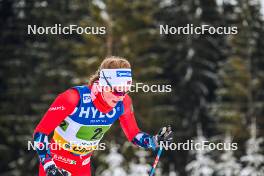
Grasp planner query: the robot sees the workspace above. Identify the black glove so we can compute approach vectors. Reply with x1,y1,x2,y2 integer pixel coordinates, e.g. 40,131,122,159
44,161,65,176
61,169,71,176
155,125,174,145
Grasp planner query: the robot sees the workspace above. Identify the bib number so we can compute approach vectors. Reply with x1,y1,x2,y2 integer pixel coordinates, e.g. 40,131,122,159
76,125,111,141
91,128,103,140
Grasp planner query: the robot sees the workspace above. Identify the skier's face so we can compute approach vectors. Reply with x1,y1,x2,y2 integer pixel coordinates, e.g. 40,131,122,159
102,90,125,107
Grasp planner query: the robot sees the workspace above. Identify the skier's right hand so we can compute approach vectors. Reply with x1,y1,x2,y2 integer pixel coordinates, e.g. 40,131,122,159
44,161,64,176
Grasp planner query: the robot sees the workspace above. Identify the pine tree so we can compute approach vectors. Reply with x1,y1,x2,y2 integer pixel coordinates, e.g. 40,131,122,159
154,0,227,174
186,125,216,176
215,134,241,176
209,56,250,137
209,0,264,139
240,119,264,176
0,0,91,174
128,150,151,176
100,143,127,176
169,164,178,176
71,0,159,84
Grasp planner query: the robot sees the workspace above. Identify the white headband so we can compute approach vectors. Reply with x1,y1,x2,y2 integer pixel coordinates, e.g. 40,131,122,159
99,69,132,87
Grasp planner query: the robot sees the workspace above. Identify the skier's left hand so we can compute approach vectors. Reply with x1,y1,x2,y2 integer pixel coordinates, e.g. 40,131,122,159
155,125,174,145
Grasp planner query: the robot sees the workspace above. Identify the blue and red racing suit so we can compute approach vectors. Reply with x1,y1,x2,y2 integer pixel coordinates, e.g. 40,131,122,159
33,85,157,176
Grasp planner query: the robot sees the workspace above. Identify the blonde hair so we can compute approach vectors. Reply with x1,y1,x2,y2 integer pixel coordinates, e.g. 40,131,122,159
89,56,131,86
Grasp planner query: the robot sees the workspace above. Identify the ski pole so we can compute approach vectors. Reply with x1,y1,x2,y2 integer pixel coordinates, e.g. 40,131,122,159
149,146,163,176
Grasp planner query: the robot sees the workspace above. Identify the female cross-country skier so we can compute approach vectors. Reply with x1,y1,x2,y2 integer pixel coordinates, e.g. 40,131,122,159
33,56,173,176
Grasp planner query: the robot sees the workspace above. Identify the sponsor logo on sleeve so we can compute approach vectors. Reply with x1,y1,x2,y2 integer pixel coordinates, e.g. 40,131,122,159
49,106,66,111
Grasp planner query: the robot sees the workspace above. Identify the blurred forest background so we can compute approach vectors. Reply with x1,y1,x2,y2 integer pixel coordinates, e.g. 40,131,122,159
1,0,264,175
